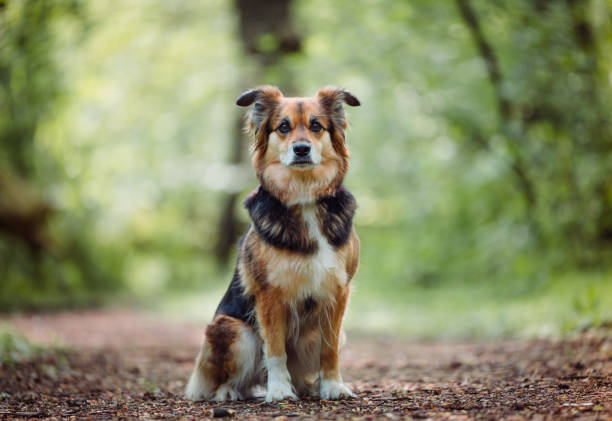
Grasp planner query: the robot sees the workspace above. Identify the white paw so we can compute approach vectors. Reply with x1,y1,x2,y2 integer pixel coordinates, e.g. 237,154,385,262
265,381,297,402
265,355,297,402
320,379,354,400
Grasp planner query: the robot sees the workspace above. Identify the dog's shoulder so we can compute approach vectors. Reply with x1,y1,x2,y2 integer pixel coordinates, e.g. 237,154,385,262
316,186,357,248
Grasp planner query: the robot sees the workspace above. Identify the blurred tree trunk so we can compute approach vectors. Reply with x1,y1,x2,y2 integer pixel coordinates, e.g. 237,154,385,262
0,170,52,253
563,0,612,243
214,0,301,264
532,0,612,248
0,0,62,253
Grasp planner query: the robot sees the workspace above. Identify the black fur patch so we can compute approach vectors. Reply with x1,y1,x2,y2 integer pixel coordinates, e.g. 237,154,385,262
245,187,318,255
244,186,356,252
317,187,356,248
303,296,317,313
215,266,256,326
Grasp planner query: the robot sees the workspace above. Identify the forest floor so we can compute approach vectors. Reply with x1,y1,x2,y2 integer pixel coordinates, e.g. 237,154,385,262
0,310,611,420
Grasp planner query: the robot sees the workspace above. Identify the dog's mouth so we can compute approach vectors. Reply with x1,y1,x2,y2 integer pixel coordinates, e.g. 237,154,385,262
288,158,316,170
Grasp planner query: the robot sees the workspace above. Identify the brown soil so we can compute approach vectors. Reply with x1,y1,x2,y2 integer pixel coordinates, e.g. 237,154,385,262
1,310,611,420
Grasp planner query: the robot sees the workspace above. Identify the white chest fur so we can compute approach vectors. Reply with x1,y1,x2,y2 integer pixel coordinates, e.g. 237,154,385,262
265,204,347,302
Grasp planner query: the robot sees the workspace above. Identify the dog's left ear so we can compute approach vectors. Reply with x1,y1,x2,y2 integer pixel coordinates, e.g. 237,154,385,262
316,86,360,130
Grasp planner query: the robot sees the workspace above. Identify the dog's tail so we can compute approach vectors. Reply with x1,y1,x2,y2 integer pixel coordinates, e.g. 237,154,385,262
185,343,215,401
185,315,264,401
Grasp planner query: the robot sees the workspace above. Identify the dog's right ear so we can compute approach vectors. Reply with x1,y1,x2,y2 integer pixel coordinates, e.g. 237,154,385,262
235,86,283,136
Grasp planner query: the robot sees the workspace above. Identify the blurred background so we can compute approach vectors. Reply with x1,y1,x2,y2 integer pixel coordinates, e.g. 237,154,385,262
1,0,611,339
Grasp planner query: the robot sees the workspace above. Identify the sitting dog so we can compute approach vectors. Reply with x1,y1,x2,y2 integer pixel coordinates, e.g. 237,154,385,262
185,86,360,402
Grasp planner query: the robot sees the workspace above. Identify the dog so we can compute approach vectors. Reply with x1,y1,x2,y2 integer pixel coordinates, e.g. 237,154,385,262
185,86,360,402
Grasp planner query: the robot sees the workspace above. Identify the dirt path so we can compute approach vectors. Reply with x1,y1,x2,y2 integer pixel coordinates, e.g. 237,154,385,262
1,310,611,420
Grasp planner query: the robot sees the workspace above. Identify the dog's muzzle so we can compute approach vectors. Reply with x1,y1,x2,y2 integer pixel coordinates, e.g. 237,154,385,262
290,142,314,166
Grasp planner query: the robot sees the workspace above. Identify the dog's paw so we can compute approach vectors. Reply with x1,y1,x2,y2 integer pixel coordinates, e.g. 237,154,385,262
184,388,205,402
320,379,354,400
265,381,297,402
212,384,243,402
184,370,211,401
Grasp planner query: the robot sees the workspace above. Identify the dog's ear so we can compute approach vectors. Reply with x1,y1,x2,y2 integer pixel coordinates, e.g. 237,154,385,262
316,86,360,130
236,86,283,134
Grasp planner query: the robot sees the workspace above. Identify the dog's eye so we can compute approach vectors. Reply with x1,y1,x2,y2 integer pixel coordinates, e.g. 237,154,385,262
310,121,323,132
277,121,291,134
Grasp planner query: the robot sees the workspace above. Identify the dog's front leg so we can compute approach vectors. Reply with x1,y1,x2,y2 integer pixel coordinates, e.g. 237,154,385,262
319,286,354,400
256,290,297,402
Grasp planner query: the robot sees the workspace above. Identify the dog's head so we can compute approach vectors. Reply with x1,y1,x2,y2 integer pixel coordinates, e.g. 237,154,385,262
237,86,360,204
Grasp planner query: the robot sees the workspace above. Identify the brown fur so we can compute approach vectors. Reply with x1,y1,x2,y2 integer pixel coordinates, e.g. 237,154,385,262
319,285,351,380
254,286,290,358
344,228,360,281
200,315,240,389
240,230,268,290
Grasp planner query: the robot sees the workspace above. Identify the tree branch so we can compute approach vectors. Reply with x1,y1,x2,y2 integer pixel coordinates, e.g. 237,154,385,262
456,0,511,119
455,0,538,212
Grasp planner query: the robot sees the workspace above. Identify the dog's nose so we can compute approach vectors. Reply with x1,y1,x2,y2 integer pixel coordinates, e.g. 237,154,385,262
293,143,311,157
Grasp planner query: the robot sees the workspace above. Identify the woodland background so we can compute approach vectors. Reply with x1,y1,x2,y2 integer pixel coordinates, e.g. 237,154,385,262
1,0,612,339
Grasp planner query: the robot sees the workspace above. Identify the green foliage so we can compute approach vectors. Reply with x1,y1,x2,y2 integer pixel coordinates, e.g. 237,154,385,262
0,329,41,365
569,284,609,331
0,0,611,338
0,0,82,174
346,261,612,339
